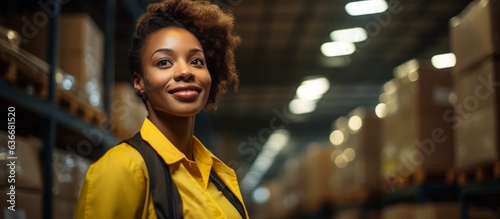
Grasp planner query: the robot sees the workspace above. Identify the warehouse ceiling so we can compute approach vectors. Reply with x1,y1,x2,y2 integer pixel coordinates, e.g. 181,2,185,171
213,0,472,132
204,0,474,179
2,0,474,182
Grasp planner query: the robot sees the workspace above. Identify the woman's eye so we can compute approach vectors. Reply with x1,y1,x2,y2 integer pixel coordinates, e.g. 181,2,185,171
157,60,171,67
191,59,204,66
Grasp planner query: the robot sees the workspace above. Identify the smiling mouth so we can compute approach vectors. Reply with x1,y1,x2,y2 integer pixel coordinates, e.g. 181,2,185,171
168,85,202,100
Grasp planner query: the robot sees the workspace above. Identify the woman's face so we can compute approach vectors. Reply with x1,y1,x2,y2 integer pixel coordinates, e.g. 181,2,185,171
134,27,211,117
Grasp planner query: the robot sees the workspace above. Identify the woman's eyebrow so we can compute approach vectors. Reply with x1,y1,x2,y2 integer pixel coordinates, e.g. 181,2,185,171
150,48,204,60
150,48,174,60
188,48,204,55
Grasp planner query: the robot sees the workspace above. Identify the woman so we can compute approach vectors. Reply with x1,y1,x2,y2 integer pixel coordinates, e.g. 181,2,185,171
75,0,247,218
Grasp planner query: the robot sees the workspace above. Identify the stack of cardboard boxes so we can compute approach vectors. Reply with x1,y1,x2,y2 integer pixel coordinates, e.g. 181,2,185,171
260,145,334,218
450,0,500,169
330,107,381,201
0,132,91,219
0,133,43,219
380,59,454,190
329,107,381,219
52,148,91,219
299,145,334,214
7,13,104,108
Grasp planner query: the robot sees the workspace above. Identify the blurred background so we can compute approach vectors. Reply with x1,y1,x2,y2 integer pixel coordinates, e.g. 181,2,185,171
1,0,500,218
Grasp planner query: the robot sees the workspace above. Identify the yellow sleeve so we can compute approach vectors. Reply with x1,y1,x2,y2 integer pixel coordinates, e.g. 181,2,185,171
75,144,153,219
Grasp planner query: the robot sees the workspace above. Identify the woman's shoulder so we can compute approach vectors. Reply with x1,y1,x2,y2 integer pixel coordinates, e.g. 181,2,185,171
89,142,147,175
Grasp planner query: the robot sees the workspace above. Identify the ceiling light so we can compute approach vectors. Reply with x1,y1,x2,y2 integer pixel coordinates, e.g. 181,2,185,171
431,53,456,69
345,0,388,16
348,115,363,131
296,77,330,100
343,148,356,162
6,30,17,41
240,129,290,193
375,103,388,118
408,71,419,82
266,129,290,151
335,154,348,168
321,41,356,57
383,79,398,94
329,130,344,145
289,99,317,114
395,59,419,79
252,186,270,204
330,27,367,42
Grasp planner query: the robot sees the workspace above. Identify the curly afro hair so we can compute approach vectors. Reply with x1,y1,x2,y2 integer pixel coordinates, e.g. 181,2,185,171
129,0,240,111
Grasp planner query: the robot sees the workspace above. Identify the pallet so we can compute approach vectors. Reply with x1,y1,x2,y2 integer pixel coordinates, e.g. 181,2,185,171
0,48,48,98
0,41,106,127
56,89,106,127
332,188,381,207
382,167,455,192
413,167,455,185
456,161,500,186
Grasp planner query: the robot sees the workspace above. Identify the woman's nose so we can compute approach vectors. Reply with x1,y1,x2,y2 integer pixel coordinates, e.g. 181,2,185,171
173,63,194,81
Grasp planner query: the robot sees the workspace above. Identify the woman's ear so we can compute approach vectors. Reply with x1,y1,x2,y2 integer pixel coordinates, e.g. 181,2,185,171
133,72,144,95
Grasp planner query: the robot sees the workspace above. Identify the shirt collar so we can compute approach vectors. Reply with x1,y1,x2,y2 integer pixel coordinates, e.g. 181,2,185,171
139,118,228,171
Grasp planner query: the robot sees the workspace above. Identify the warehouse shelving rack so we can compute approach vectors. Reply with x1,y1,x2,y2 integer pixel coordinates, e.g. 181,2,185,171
460,180,500,219
383,183,459,205
0,0,119,218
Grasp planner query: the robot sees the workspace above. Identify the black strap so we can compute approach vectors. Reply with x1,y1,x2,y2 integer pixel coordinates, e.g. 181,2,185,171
124,132,247,219
210,171,247,219
124,132,183,219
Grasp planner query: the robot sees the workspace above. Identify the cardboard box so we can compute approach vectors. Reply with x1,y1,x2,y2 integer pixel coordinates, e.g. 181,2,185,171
381,59,455,177
455,103,499,168
8,13,103,64
453,57,499,112
402,112,455,170
380,111,455,188
453,58,500,168
5,13,104,107
112,83,148,140
450,0,500,74
0,188,42,219
332,107,381,196
0,133,43,191
301,146,334,212
58,53,103,107
393,59,452,111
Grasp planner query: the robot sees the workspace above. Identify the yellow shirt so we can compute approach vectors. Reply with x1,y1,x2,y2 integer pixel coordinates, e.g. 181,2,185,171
75,118,249,219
